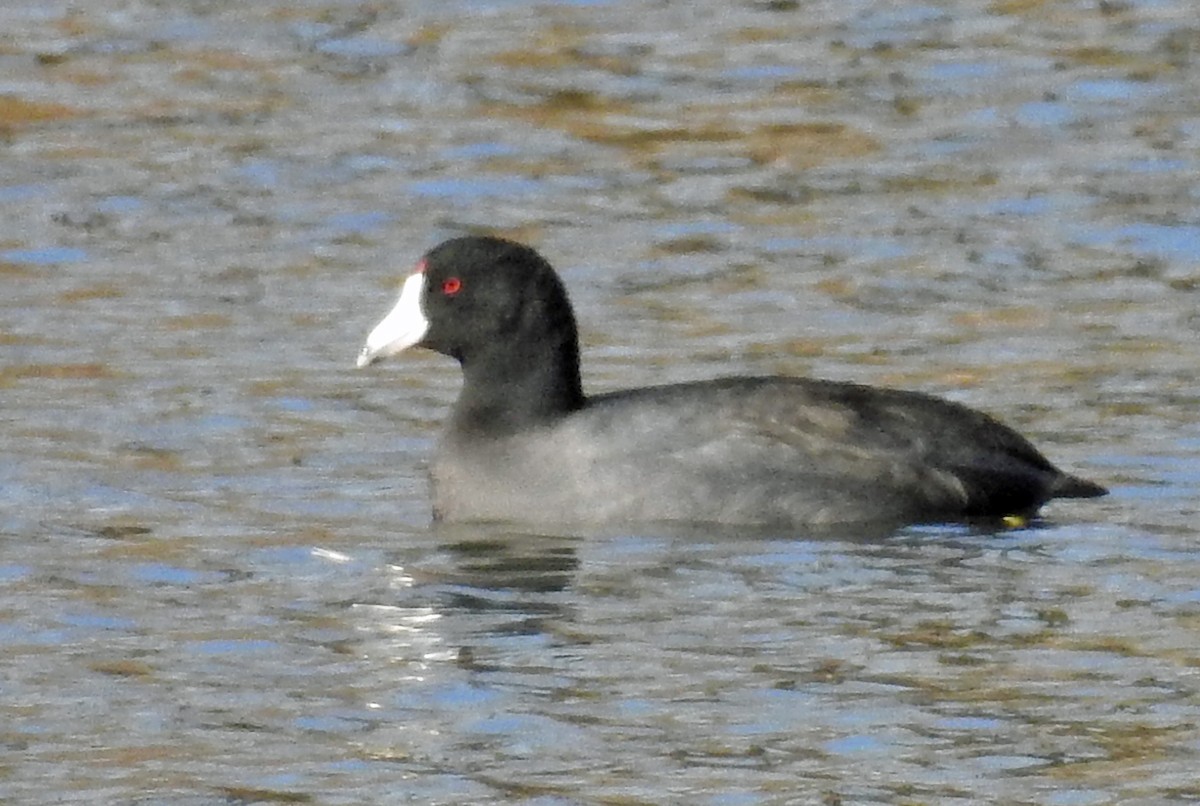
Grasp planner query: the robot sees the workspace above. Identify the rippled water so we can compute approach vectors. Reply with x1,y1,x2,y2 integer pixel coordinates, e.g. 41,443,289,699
3,1,1199,803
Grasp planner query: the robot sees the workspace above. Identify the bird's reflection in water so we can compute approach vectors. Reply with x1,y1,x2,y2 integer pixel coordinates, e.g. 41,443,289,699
427,528,582,644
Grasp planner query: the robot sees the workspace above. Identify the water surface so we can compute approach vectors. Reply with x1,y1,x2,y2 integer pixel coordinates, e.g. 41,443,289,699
2,1,1199,803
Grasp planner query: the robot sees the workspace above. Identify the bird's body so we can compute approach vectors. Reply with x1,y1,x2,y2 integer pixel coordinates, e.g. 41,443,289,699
357,236,1105,528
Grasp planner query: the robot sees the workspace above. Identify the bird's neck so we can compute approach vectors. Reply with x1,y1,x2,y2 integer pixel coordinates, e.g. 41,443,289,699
451,336,585,436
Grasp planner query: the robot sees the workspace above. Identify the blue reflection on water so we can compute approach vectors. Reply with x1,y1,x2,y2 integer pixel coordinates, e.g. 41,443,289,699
1067,78,1160,103
97,195,144,213
1016,101,1074,128
61,611,138,631
0,184,49,202
440,142,522,160
325,210,390,235
132,563,221,586
409,175,543,201
316,38,410,59
0,246,89,265
987,196,1054,216
825,733,887,755
0,564,33,582
1075,222,1200,261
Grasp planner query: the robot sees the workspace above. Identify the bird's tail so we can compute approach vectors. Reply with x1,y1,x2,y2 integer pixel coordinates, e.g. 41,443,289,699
1051,473,1108,499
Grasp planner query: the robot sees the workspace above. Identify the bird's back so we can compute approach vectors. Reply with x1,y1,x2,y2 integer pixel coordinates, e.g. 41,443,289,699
429,376,1105,527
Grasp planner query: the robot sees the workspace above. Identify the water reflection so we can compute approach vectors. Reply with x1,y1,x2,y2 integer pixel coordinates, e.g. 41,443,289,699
332,516,1200,803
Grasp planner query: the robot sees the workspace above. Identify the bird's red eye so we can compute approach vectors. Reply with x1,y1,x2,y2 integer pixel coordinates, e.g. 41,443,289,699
441,277,462,295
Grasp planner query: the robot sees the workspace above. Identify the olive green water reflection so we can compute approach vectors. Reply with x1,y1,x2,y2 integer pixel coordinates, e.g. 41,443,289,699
2,0,1199,803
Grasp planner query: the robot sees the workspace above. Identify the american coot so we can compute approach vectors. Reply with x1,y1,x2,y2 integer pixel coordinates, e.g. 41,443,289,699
357,236,1106,527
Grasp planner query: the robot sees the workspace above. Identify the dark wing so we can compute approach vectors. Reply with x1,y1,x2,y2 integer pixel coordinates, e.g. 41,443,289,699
584,377,1096,524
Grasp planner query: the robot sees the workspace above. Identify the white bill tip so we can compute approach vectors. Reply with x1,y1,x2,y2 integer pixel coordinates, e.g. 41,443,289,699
356,272,429,368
